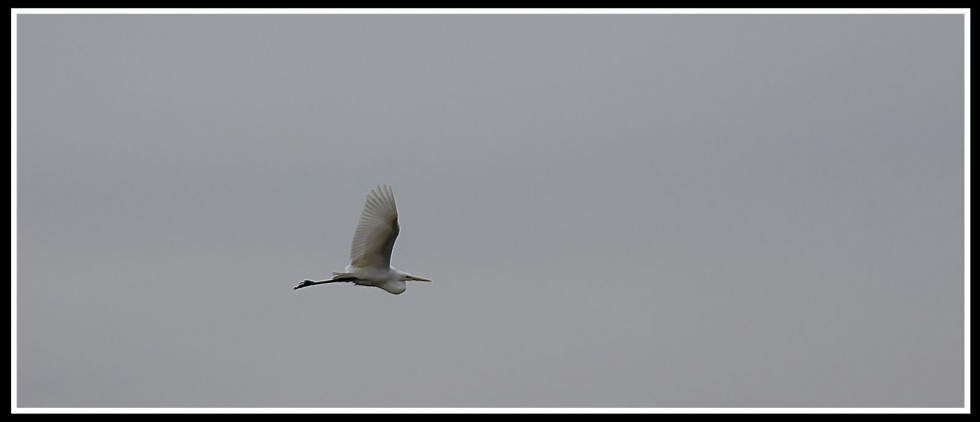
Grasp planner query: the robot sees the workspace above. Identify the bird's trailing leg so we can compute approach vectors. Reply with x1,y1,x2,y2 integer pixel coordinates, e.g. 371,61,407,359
294,279,317,290
293,277,358,290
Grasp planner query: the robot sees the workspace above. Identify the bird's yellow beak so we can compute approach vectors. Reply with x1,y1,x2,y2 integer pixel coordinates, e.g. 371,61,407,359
408,275,431,282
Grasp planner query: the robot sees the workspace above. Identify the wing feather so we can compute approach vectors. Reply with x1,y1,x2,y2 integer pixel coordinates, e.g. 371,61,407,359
348,185,400,269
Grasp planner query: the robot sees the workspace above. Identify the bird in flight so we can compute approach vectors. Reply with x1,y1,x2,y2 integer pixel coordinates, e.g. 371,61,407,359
294,185,431,294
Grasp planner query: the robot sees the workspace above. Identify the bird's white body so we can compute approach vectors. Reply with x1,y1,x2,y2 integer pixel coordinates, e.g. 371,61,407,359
295,185,430,294
340,266,408,295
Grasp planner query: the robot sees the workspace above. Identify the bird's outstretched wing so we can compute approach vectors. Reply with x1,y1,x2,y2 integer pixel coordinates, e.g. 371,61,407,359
349,185,400,269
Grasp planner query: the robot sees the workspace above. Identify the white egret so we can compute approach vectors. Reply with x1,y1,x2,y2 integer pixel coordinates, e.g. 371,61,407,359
294,185,431,294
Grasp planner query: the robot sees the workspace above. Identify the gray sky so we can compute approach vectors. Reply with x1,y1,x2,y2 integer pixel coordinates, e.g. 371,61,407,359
17,14,964,408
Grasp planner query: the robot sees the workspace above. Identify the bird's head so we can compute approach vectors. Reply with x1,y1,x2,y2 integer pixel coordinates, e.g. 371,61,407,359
398,271,431,282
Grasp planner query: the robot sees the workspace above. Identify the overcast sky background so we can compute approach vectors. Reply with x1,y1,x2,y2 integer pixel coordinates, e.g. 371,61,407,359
17,14,964,408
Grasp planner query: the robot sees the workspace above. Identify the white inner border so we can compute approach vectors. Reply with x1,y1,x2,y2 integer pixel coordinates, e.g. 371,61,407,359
10,8,970,414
